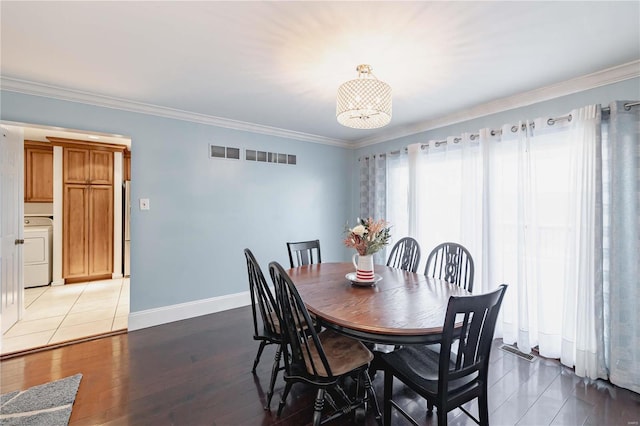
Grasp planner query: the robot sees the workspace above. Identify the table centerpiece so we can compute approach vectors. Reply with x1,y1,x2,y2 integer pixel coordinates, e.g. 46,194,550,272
344,217,391,284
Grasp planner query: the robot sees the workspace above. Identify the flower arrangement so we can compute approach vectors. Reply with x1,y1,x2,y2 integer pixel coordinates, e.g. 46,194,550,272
344,217,391,256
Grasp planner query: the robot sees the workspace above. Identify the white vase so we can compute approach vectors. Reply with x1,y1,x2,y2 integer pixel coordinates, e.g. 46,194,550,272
352,253,375,281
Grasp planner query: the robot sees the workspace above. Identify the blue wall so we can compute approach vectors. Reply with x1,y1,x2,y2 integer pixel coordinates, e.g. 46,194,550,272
1,91,353,312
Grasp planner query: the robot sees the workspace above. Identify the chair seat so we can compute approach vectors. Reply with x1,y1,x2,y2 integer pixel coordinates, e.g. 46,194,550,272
304,329,374,377
269,310,316,335
381,345,478,397
268,310,284,334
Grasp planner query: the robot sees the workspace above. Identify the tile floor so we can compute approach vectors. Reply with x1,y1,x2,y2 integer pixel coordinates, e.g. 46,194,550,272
1,278,129,355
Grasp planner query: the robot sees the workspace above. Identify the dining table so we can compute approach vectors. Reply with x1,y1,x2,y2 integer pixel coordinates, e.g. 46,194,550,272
286,262,471,345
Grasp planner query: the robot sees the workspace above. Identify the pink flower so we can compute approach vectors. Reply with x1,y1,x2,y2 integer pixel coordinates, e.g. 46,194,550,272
343,218,391,255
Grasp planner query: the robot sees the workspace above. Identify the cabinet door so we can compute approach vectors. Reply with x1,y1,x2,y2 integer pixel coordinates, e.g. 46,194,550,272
90,150,113,184
64,148,89,183
63,184,89,278
88,185,113,276
25,147,53,202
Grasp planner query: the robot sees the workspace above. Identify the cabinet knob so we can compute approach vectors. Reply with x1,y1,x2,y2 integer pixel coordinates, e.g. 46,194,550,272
15,239,25,245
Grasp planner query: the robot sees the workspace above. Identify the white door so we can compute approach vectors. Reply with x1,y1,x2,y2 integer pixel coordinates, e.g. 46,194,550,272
1,125,24,333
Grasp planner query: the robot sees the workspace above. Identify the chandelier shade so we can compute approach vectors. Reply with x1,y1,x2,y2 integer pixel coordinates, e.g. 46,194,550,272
336,64,392,129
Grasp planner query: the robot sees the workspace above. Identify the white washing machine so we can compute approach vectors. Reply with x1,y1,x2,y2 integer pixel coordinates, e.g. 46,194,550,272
24,216,53,288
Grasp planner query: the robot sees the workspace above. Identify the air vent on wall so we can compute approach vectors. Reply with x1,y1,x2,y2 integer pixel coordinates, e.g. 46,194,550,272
245,149,296,165
209,144,240,160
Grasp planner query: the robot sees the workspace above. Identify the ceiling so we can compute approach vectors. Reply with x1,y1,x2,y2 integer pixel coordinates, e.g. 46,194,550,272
1,1,639,147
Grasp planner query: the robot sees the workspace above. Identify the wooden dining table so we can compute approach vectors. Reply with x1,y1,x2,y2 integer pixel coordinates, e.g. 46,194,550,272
286,262,471,345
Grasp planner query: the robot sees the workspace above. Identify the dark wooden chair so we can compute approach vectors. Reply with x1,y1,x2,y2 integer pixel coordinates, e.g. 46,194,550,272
287,239,321,268
386,237,421,272
269,261,382,426
424,242,475,292
244,248,283,410
381,284,508,426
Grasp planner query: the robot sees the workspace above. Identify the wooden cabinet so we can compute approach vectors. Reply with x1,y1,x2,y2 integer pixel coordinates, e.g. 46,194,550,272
24,141,54,202
63,184,114,280
62,146,114,282
50,137,124,283
63,148,113,185
48,137,126,283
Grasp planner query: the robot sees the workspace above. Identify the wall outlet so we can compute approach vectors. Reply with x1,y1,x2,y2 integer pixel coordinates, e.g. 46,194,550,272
139,198,150,210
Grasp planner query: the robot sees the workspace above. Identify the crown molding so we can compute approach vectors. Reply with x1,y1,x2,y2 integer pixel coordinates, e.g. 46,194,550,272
353,60,640,148
3,60,638,151
0,77,350,148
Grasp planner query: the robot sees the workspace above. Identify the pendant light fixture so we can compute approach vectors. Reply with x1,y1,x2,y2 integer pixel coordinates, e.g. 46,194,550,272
336,64,392,129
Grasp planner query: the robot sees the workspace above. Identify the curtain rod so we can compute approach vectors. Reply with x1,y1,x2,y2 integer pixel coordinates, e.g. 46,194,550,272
374,101,640,157
422,101,639,148
602,101,640,113
359,153,388,161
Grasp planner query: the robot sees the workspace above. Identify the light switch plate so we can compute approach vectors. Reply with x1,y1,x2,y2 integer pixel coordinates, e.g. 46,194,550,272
139,198,150,210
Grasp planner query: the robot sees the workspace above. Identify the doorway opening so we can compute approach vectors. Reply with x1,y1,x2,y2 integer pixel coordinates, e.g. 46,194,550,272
1,123,132,358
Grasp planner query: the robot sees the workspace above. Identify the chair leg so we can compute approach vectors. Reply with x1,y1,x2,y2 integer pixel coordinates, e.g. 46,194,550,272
277,381,292,418
383,370,393,426
312,388,325,426
364,370,382,425
479,390,489,425
252,341,267,373
437,408,447,426
264,346,282,410
427,401,434,415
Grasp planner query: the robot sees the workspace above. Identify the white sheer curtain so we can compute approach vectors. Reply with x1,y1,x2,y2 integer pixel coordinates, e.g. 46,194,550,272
386,137,483,274
486,119,555,354
371,101,639,391
562,105,608,380
412,135,484,276
487,110,607,377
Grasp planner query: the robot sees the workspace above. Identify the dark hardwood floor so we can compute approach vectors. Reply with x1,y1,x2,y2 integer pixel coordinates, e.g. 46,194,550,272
1,306,638,425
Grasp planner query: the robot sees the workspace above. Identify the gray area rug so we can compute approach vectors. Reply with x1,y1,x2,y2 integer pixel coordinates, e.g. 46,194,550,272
0,374,82,426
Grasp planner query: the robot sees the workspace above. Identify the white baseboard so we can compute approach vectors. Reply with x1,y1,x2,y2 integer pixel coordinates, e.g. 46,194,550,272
127,290,251,331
